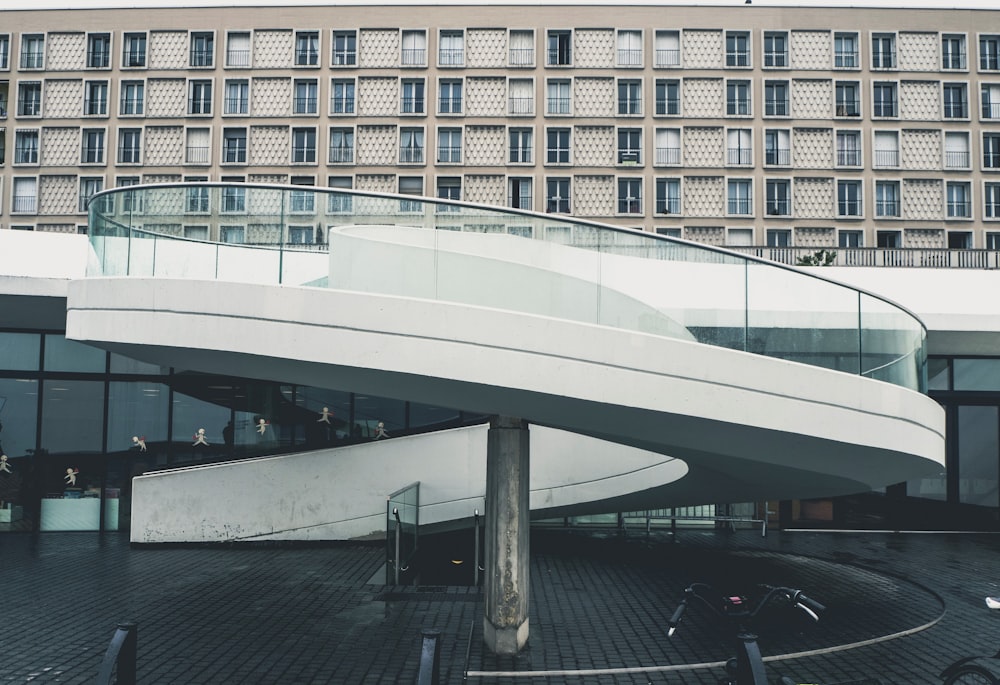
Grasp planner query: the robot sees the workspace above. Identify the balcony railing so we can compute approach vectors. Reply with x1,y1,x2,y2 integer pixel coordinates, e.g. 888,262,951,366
983,103,1000,119
655,99,679,115
835,51,858,68
727,148,752,165
508,48,534,66
945,151,970,169
329,148,354,164
547,98,570,115
508,195,533,210
508,97,533,116
728,198,752,215
765,148,790,166
617,49,641,66
873,149,899,168
948,201,971,218
226,50,250,67
765,200,790,216
837,149,862,166
400,98,424,114
730,245,1000,270
836,101,861,117
655,147,680,165
655,49,680,67
401,49,426,66
12,196,37,213
399,148,424,164
186,146,210,164
875,200,900,217
439,49,464,66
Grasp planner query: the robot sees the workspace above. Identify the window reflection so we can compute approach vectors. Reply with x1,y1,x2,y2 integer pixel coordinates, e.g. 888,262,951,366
43,335,106,373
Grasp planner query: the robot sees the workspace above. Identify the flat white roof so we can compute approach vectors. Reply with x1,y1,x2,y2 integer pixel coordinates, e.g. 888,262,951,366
0,0,996,9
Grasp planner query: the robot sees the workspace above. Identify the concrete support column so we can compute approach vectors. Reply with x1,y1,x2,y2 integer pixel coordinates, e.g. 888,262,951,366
482,415,530,654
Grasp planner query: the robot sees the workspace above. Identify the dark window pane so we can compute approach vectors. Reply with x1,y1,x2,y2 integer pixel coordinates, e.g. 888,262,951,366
44,335,106,372
0,332,41,371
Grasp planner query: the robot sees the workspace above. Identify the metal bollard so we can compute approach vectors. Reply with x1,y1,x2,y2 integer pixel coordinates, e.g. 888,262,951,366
415,628,441,685
94,621,137,685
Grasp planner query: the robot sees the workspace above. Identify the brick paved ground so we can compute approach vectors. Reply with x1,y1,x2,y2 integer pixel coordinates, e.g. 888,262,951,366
1,528,998,684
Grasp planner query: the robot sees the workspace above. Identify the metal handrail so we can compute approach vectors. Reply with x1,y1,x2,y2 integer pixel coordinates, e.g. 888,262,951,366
94,622,137,685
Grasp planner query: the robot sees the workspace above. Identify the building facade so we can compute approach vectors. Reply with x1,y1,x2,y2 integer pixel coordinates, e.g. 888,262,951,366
1,4,1000,253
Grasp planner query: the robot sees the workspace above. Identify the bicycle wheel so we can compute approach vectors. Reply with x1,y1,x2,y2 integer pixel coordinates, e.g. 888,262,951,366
944,664,1000,685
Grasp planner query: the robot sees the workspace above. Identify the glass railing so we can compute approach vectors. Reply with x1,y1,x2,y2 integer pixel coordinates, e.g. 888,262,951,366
386,481,420,585
88,182,928,392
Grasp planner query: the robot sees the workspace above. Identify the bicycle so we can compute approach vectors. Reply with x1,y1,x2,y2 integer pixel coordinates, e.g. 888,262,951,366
938,597,1000,684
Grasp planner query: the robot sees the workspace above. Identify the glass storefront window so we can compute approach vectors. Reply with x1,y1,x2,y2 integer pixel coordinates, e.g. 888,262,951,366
171,387,232,466
958,405,999,507
354,394,405,440
927,357,950,391
297,387,352,445
0,332,41,371
43,335,107,373
0,378,38,532
110,353,168,375
954,359,1000,391
409,401,462,430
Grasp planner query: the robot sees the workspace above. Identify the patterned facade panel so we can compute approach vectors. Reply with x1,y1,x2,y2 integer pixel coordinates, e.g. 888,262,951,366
146,79,187,118
37,223,77,234
356,125,397,166
682,79,724,118
46,33,85,71
254,30,294,69
792,128,833,169
899,81,940,122
573,77,615,118
573,126,614,166
682,127,723,168
248,174,288,184
358,77,398,117
149,31,188,70
903,178,943,220
141,187,184,215
359,30,399,69
683,176,724,217
38,175,77,215
141,174,182,184
573,175,614,216
792,177,834,218
43,80,83,119
466,77,506,117
791,80,831,119
40,127,79,166
247,224,282,244
355,174,397,193
462,174,505,204
573,30,614,69
249,125,289,166
682,30,723,69
466,29,506,68
904,227,945,248
247,189,283,216
898,32,938,72
140,223,183,236
901,129,941,170
251,77,293,117
144,126,184,166
683,226,724,246
464,125,505,166
790,31,830,70
793,226,835,247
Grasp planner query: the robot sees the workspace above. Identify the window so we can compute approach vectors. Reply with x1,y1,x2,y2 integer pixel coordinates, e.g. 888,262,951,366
508,177,532,210
295,31,319,66
726,31,750,67
117,128,141,164
329,127,354,163
948,231,972,249
437,128,462,163
834,32,858,69
547,79,570,115
508,79,533,115
12,178,38,214
84,81,108,116
190,32,213,67
401,30,426,66
764,31,788,68
398,176,423,212
655,178,680,214
509,128,532,163
655,128,680,165
439,80,462,114
839,230,863,248
944,83,968,119
509,30,534,67
767,229,791,247
402,78,426,114
290,177,315,213
989,232,1000,248
875,180,900,217
546,128,569,164
726,80,750,116
331,79,355,115
87,33,111,69
399,127,424,163
186,181,209,213
185,128,210,164
727,128,752,166
617,178,642,214
439,30,464,66
20,34,44,69
221,183,246,213
546,177,570,213
14,130,39,164
947,181,971,218
654,30,680,68
872,33,896,69
0,34,9,70
294,79,318,114
876,230,900,248
333,31,357,66
873,82,897,118
17,82,41,117
292,128,316,163
764,80,788,116
873,130,899,168
547,30,572,66
727,179,752,215
224,80,248,115
837,130,861,166
617,128,641,164
618,80,641,115
985,183,1000,218
835,81,860,117
222,128,246,164
655,79,680,116
764,129,790,166
981,34,1000,71
116,176,143,214
945,131,970,169
765,179,790,216
227,31,251,68
984,132,1000,169
123,33,147,68
81,129,105,164
220,225,245,243
838,180,862,216
188,80,212,115
436,177,461,205
120,81,144,116
327,176,353,213
982,83,1000,119
942,34,966,70
617,30,642,67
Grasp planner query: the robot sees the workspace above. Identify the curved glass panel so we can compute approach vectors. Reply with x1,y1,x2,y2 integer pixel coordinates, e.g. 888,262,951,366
89,183,927,392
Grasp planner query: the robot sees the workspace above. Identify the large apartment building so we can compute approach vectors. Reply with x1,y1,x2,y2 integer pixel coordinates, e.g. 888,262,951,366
1,3,1000,253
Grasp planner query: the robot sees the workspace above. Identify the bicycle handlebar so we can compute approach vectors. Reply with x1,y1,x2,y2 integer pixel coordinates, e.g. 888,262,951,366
667,583,824,637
